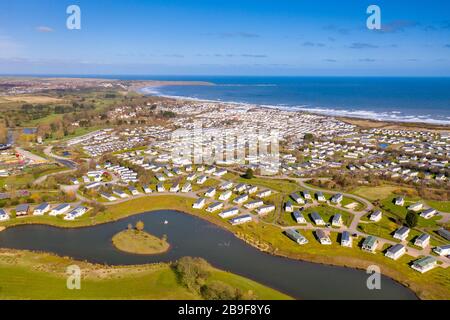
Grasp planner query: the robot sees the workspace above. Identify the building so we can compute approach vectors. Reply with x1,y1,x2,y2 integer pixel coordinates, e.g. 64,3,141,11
143,185,152,194
206,202,223,213
203,188,215,198
332,214,343,227
437,228,450,241
0,208,9,221
214,168,227,177
362,236,378,253
331,193,343,204
50,203,71,216
394,197,404,206
219,207,239,219
234,183,247,193
233,194,248,204
64,206,88,221
100,192,117,202
290,193,305,204
219,190,232,201
316,192,326,202
256,204,275,215
219,181,233,190
433,245,450,256
341,231,352,247
302,190,311,200
256,190,272,198
414,233,430,248
284,229,308,245
407,202,423,212
129,186,140,195
169,182,180,193
33,202,50,215
311,212,325,226
156,183,165,192
196,175,207,185
420,208,437,219
181,183,192,193
229,215,252,225
244,200,264,210
292,211,306,224
192,197,206,209
393,226,410,241
316,229,331,245
285,201,294,212
411,256,437,273
113,189,128,198
16,204,29,216
85,181,102,190
385,244,406,260
369,210,382,222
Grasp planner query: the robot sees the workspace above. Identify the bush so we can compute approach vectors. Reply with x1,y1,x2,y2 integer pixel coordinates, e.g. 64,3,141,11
200,281,242,300
242,168,254,179
405,211,418,228
172,257,211,292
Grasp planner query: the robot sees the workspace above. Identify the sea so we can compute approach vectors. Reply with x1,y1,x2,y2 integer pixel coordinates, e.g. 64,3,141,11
139,76,450,126
10,74,450,125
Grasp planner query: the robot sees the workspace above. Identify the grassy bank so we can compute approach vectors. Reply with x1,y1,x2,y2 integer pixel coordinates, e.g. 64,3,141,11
0,249,290,300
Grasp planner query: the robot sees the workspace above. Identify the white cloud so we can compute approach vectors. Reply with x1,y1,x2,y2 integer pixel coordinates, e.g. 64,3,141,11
36,26,54,33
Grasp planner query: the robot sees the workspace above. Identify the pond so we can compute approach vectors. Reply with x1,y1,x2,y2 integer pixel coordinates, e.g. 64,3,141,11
0,210,417,300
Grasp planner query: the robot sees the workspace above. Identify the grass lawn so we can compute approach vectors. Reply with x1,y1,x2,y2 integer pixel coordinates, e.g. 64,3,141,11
352,185,415,201
0,249,289,300
112,229,170,254
425,200,450,213
235,176,299,194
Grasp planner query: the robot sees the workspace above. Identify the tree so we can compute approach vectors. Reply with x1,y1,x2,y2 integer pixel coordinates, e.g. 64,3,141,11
405,211,418,228
304,133,314,142
242,168,254,179
135,220,145,231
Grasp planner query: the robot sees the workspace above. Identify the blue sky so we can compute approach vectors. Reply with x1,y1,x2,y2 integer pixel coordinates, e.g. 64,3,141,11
0,0,450,76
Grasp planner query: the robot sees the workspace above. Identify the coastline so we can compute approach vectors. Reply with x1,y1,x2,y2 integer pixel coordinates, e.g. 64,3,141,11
138,82,450,129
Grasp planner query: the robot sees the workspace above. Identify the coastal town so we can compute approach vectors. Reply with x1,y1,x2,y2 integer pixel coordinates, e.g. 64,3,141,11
0,77,449,300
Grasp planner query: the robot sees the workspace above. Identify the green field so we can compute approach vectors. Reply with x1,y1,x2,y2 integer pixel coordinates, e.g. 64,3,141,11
0,250,290,300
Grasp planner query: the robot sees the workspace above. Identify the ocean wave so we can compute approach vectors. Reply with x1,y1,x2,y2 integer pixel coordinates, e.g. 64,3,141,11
141,86,450,126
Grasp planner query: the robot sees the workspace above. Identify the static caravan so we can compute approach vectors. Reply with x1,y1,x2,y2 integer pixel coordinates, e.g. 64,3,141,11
244,200,264,210
414,233,430,248
219,190,232,201
256,204,275,215
206,202,223,213
192,198,206,209
229,215,252,226
385,244,406,260
411,256,437,273
292,211,306,224
341,231,352,247
50,203,71,216
33,202,50,216
219,207,239,219
284,229,308,245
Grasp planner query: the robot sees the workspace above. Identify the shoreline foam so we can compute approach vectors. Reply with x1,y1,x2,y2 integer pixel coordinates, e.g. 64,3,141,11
141,85,450,127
